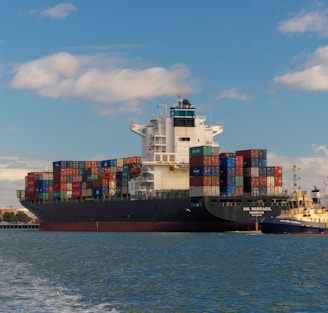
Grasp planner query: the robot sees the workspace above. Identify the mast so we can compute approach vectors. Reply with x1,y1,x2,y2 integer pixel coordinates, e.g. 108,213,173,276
292,164,300,192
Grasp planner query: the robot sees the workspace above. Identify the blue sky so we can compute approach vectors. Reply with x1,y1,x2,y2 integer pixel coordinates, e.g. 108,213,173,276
1,0,328,208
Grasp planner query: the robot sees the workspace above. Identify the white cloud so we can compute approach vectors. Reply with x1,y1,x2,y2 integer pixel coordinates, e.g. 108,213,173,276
273,45,328,90
19,3,77,20
312,144,328,156
9,52,196,105
41,3,76,19
217,88,249,101
278,5,328,37
268,144,328,195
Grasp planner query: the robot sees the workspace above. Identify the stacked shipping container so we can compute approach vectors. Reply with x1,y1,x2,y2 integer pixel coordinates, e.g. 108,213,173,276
189,146,220,197
26,172,53,201
218,149,283,196
23,148,283,201
25,157,141,201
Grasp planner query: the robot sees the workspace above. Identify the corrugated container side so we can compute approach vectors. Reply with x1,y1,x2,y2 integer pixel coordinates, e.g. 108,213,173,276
274,166,283,177
259,167,267,176
258,177,267,186
235,156,243,167
244,177,259,187
189,145,213,157
266,166,274,176
235,167,243,176
236,149,259,158
190,156,213,166
220,186,235,195
219,157,235,167
190,166,212,176
274,177,283,186
244,158,259,167
220,167,235,176
235,186,244,196
244,167,259,177
190,186,220,197
258,158,267,167
235,176,244,186
267,176,275,186
190,176,220,186
258,149,267,159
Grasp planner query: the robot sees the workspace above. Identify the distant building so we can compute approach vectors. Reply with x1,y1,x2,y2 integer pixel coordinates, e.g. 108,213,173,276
0,207,38,222
0,207,17,217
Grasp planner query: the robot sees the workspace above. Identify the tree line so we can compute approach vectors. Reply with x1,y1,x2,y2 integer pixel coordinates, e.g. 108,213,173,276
0,212,33,223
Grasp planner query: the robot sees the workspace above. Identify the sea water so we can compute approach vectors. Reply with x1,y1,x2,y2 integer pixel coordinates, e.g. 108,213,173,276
0,230,327,313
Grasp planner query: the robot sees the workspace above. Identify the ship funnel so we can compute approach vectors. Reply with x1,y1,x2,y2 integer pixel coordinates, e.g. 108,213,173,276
311,186,320,204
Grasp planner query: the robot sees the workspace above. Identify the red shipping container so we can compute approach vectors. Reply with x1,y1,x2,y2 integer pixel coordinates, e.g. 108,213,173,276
235,156,243,167
235,167,244,176
72,190,81,197
105,173,116,180
219,152,234,157
274,177,282,186
190,156,213,166
72,182,81,189
258,176,267,187
244,177,259,186
190,176,220,186
236,149,259,158
274,166,282,177
72,175,80,182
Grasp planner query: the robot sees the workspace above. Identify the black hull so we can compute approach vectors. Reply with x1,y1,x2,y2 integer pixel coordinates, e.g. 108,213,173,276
20,195,287,232
205,195,288,222
260,217,328,234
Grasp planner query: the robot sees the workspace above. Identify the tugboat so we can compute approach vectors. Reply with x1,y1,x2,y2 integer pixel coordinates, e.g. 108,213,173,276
260,166,328,234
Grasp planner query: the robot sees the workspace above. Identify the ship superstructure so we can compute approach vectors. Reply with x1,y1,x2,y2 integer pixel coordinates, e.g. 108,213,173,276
129,99,223,199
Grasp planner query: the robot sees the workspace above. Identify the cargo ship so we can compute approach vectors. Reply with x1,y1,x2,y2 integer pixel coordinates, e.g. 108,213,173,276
17,98,288,232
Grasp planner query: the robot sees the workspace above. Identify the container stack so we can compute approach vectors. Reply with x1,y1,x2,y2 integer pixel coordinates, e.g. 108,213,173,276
24,157,141,201
25,172,53,201
266,166,283,195
218,153,244,196
189,146,220,197
236,149,268,196
234,155,244,195
219,153,235,196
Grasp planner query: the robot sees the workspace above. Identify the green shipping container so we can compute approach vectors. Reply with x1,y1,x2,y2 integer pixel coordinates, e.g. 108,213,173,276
189,145,213,157
235,176,244,186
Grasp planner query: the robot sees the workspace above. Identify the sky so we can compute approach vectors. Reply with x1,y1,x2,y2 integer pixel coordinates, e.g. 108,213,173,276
2,0,328,208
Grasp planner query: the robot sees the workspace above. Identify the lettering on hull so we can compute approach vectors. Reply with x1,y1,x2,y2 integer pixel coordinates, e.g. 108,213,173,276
243,207,272,217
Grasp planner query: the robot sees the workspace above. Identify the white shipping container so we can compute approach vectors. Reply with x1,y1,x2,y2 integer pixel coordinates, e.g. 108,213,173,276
117,158,124,167
266,176,275,187
67,190,72,199
189,186,220,197
243,167,259,177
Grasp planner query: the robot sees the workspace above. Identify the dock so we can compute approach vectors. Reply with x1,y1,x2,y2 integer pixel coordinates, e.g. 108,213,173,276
0,223,39,229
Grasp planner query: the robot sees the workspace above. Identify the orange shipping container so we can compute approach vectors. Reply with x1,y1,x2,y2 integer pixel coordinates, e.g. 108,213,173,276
235,186,244,196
